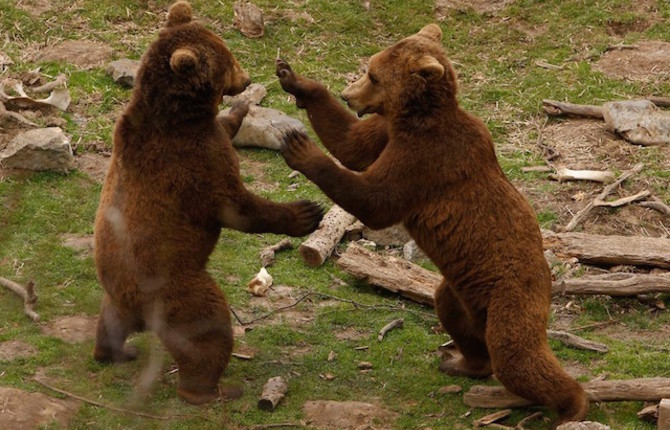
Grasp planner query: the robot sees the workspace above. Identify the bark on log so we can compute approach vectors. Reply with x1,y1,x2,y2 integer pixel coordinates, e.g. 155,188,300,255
464,378,670,409
543,230,670,269
258,376,287,411
335,242,440,306
552,272,670,296
299,205,356,267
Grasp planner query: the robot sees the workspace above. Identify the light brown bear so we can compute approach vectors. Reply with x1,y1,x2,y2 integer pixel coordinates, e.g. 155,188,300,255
276,24,588,425
93,1,322,404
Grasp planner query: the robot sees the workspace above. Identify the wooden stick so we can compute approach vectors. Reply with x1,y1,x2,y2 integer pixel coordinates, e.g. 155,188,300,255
639,197,670,216
546,330,608,353
378,318,404,341
464,378,670,409
542,100,604,118
552,272,670,296
259,238,293,267
647,96,670,108
258,376,288,411
549,168,614,183
0,100,38,127
0,277,39,321
299,205,356,267
473,409,513,427
543,229,670,269
559,163,644,232
594,190,651,207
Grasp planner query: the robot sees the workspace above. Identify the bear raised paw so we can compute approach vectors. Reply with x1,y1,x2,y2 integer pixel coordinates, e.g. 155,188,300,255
93,0,322,405
276,24,589,426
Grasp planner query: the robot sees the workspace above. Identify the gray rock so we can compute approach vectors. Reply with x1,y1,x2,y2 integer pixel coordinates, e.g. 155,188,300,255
362,224,412,247
106,58,141,87
223,83,267,106
403,240,427,261
556,421,610,430
0,127,73,171
602,99,670,146
220,105,308,150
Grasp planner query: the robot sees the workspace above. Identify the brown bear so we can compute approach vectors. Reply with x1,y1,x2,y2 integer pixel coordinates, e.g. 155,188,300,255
276,24,589,426
93,1,322,405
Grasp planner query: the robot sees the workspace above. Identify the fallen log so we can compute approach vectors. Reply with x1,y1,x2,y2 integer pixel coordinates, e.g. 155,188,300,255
552,272,670,296
543,230,670,269
546,330,608,353
335,242,440,307
299,205,356,267
464,378,670,409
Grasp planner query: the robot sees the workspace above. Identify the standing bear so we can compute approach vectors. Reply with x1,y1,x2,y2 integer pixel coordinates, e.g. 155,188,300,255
276,24,589,425
93,1,322,405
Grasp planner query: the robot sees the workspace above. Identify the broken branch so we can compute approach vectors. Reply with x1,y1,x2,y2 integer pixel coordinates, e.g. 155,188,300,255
546,330,608,353
549,168,614,183
0,277,39,321
542,100,604,119
593,190,651,207
299,205,356,267
639,197,670,216
559,163,644,232
464,377,670,409
259,238,293,267
378,318,404,341
258,376,287,411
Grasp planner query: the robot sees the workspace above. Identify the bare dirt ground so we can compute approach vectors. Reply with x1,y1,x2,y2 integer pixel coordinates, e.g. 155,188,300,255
303,400,398,430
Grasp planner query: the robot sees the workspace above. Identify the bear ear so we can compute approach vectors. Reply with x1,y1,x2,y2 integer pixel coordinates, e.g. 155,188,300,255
415,55,445,81
167,1,193,27
417,24,442,42
170,47,198,74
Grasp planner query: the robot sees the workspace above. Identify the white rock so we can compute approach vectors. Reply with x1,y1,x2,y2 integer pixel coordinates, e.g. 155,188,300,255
556,421,611,430
106,58,141,87
222,83,267,106
602,99,670,146
0,127,73,171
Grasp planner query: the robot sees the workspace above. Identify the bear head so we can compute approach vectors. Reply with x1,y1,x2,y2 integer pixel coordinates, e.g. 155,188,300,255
132,1,250,122
341,24,457,118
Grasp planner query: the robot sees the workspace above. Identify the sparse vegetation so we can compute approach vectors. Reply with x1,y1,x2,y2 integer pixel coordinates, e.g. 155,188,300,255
0,1,668,429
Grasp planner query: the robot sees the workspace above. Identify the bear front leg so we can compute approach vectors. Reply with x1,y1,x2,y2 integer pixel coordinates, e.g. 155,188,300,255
218,100,249,139
93,294,140,363
434,280,492,378
276,59,388,171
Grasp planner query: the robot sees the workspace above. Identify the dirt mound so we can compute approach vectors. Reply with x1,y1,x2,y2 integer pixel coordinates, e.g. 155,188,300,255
41,314,97,343
0,386,79,429
594,41,670,82
435,0,515,19
0,340,38,361
303,400,397,430
38,40,113,69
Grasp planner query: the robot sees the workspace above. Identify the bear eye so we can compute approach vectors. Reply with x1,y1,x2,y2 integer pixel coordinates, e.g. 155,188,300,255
368,72,378,84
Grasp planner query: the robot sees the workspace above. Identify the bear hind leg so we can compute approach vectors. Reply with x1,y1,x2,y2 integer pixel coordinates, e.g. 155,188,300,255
93,294,141,363
486,304,589,426
156,277,234,405
434,280,492,378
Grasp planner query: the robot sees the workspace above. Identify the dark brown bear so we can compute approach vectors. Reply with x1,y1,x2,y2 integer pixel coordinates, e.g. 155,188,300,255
276,24,588,426
93,1,322,405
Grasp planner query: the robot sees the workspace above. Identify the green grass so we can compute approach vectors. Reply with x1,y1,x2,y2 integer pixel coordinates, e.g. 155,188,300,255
1,0,669,429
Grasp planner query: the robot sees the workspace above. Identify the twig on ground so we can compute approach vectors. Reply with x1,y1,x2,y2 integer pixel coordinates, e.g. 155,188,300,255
542,99,604,118
605,43,639,51
378,318,404,341
0,277,39,321
249,423,305,430
569,320,616,332
515,412,545,429
0,100,38,126
259,238,294,267
33,378,209,421
594,190,651,207
546,330,608,353
559,163,644,232
639,197,670,216
231,293,312,325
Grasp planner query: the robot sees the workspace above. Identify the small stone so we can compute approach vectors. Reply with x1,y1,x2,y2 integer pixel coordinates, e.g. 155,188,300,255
403,240,427,261
0,127,73,172
106,58,141,87
233,1,264,38
358,361,373,370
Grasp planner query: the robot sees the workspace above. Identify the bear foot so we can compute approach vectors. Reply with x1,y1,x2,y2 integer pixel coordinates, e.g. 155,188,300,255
93,344,139,363
439,349,492,379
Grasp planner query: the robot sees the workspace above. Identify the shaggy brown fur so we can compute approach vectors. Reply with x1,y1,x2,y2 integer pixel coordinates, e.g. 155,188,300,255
276,24,588,426
93,1,322,405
